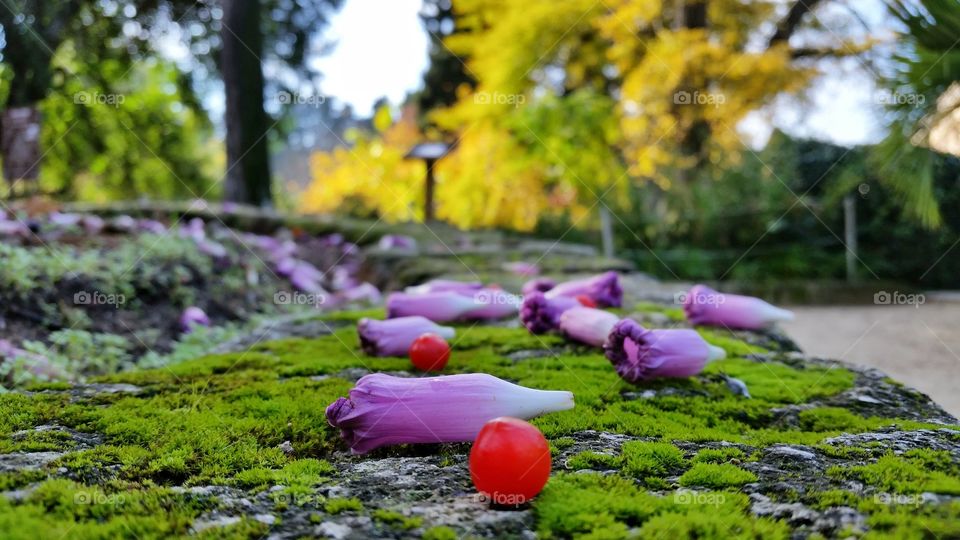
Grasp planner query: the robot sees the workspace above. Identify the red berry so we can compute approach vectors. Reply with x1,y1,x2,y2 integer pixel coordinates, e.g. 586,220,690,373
469,417,550,505
409,333,450,371
575,294,596,308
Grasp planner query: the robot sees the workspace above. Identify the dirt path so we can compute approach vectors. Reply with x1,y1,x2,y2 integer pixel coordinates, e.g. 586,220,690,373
780,302,960,419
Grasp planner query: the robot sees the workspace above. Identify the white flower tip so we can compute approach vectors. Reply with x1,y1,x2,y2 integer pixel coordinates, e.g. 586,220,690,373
707,344,726,363
436,326,456,340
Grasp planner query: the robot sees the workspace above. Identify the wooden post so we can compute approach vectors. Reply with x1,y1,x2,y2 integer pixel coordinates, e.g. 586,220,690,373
599,205,614,258
843,194,858,282
424,158,436,222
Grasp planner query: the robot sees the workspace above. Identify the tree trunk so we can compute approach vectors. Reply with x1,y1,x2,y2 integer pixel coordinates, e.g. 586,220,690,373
1,106,42,193
221,0,273,207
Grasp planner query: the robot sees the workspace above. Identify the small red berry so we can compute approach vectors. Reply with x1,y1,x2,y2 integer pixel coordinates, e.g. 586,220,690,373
409,333,450,371
469,417,550,505
575,294,596,308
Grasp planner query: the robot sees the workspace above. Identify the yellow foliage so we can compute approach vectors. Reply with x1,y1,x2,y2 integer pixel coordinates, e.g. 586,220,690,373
298,0,872,229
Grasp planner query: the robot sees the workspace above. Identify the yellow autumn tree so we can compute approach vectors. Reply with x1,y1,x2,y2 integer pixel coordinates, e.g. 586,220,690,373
301,0,873,229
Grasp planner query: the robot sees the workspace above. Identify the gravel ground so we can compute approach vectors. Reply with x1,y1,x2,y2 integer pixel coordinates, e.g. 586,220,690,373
780,300,960,418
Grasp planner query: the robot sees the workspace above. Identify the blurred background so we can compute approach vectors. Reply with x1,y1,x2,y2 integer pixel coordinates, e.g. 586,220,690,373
1,1,959,407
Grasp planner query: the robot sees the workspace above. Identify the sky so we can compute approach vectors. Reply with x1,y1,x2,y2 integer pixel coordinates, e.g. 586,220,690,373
306,0,888,147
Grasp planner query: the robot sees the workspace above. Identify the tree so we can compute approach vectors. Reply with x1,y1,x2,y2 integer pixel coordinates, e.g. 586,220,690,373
221,0,272,206
302,0,873,230
870,0,960,228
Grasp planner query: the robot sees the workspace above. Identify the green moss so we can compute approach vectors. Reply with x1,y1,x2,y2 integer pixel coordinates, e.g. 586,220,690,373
325,497,363,514
864,500,960,539
0,428,77,453
567,451,620,471
0,307,955,538
829,453,960,495
422,525,459,540
679,463,757,489
632,302,686,322
809,489,859,510
691,447,745,464
372,509,423,530
696,329,769,357
621,441,687,485
534,473,788,539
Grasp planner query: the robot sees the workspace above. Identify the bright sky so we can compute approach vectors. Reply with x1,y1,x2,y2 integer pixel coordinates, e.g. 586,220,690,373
311,0,430,116
308,0,887,146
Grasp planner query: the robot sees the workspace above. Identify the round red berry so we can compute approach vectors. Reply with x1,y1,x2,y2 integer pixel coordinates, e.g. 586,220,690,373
409,333,450,371
469,417,550,505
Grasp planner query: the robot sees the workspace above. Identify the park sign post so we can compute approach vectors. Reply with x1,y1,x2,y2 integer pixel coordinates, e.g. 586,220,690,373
404,142,454,222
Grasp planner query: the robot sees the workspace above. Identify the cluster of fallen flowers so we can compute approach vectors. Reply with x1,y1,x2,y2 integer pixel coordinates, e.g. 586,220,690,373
326,270,794,502
0,210,394,384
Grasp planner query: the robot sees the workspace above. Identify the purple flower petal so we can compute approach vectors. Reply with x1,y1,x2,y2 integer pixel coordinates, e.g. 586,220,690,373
378,234,417,250
386,291,481,322
179,306,210,332
405,279,483,295
604,319,725,382
503,261,540,276
558,307,621,347
520,292,581,334
357,316,454,357
545,271,622,308
326,373,574,454
522,277,556,296
683,285,794,330
336,283,382,305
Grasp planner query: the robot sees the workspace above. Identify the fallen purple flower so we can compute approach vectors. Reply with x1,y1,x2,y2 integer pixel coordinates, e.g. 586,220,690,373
604,318,725,382
81,215,105,235
180,217,206,242
0,219,27,237
197,238,228,259
682,284,794,330
358,316,454,357
288,261,327,293
109,215,137,232
326,373,574,454
558,307,621,347
503,261,540,276
336,283,382,305
179,306,210,332
48,212,83,228
378,234,417,251
138,219,168,235
522,277,556,296
386,291,481,323
520,292,581,334
545,271,622,308
405,279,483,295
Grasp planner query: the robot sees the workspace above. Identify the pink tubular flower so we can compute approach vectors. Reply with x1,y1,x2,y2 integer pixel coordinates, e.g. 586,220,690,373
386,291,480,323
405,279,483,295
179,306,210,332
461,288,521,320
326,373,575,454
558,307,621,347
336,283,382,305
545,271,623,308
358,316,454,357
683,284,794,330
520,292,581,334
522,277,556,296
604,319,725,382
503,261,540,277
